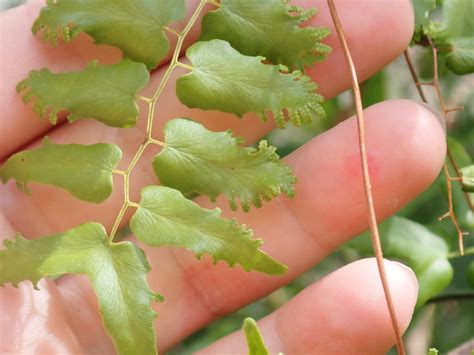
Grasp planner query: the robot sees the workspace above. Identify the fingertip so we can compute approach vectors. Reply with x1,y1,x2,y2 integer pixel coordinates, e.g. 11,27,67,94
197,254,419,355
385,259,419,332
369,99,446,192
285,99,446,248
353,258,419,332
274,257,418,354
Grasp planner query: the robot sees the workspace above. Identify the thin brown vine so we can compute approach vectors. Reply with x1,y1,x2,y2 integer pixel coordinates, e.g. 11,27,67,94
403,39,472,255
326,0,406,353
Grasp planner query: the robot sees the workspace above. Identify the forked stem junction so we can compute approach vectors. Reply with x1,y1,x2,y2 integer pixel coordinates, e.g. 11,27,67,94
108,0,213,242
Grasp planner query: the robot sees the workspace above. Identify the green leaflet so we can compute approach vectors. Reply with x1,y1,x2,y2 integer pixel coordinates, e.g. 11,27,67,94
0,139,122,203
0,223,160,355
443,0,474,74
32,0,185,69
176,40,325,128
153,119,296,211
460,165,474,192
243,318,270,355
199,0,331,71
444,37,474,75
347,216,453,307
130,186,287,275
17,60,149,127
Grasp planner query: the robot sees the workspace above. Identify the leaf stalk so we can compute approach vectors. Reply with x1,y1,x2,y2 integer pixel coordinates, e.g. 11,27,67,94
175,61,194,71
108,0,209,242
112,169,126,176
136,95,153,103
448,246,474,259
148,138,166,147
403,42,473,254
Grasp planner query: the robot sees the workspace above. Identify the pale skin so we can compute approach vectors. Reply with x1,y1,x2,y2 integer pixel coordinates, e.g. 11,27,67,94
0,0,447,354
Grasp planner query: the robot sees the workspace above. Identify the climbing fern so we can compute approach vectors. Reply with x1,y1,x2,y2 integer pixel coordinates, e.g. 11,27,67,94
0,0,330,353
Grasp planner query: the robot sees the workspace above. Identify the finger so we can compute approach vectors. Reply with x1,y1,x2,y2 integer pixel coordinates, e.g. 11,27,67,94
55,100,445,351
1,0,415,237
200,258,418,355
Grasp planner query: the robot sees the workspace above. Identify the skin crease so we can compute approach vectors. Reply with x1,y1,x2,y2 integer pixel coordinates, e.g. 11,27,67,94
0,0,447,354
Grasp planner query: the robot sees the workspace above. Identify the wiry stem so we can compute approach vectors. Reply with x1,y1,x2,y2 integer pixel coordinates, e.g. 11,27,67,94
109,142,148,241
175,61,194,71
136,95,153,103
447,148,474,212
439,164,467,255
403,42,471,255
327,1,406,354
403,50,428,102
108,0,210,242
148,138,166,147
448,246,474,259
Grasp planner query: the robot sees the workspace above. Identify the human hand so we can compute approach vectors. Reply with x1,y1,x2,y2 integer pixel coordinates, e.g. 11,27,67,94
0,0,446,353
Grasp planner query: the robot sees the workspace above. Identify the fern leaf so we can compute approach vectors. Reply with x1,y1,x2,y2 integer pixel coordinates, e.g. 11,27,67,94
130,186,287,275
177,40,325,128
32,0,185,69
0,139,122,203
200,0,331,70
153,119,296,211
17,60,149,127
0,223,160,355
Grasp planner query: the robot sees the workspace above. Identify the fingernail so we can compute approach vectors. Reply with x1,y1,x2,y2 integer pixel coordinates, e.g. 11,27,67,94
391,261,419,297
416,101,446,135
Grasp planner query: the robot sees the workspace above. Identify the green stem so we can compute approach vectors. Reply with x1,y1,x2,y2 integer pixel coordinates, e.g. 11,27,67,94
448,246,474,259
148,138,166,147
175,61,194,71
112,169,126,176
136,95,153,103
107,0,209,242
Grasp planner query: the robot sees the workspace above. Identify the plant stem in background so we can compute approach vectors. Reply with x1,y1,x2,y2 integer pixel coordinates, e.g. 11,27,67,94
403,43,472,255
